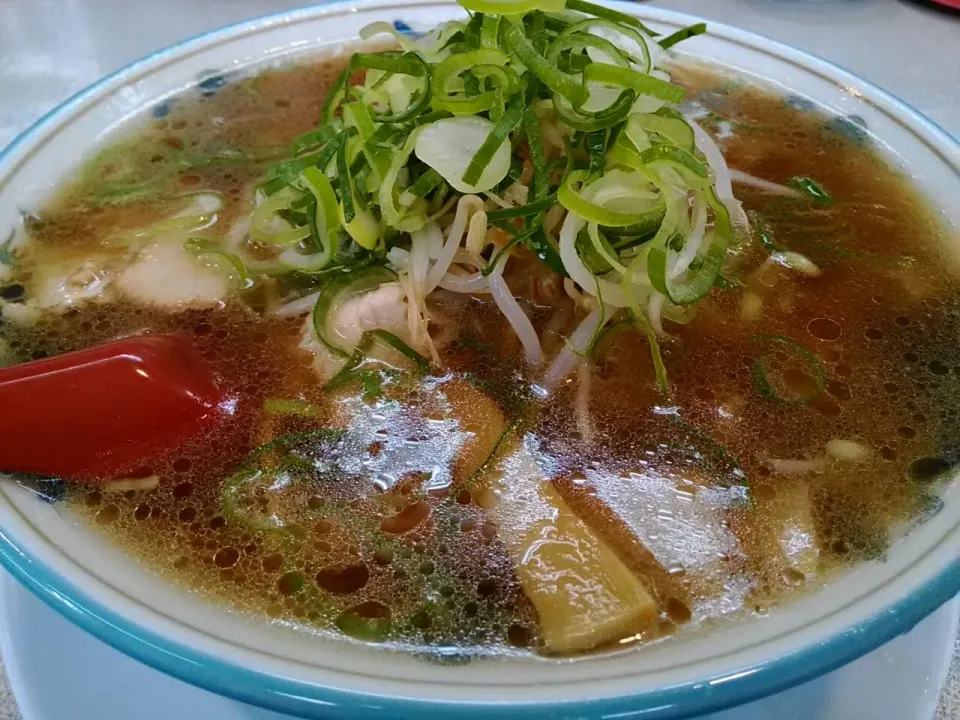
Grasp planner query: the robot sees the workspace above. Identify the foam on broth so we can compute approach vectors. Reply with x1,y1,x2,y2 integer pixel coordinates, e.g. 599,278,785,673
2,52,957,659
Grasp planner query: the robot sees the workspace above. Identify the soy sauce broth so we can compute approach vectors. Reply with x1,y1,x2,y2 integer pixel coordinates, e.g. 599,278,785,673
2,52,957,659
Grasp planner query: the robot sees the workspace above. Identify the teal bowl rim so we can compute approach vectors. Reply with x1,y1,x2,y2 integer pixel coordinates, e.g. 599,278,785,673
0,2,958,718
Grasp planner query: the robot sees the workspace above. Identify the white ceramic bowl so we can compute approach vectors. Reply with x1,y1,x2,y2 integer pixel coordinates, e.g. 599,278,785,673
0,2,958,718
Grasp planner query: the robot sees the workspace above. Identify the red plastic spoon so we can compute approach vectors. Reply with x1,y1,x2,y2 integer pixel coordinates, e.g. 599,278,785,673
0,335,226,483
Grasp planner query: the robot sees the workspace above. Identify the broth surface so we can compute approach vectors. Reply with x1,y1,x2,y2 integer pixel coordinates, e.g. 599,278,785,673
2,52,957,659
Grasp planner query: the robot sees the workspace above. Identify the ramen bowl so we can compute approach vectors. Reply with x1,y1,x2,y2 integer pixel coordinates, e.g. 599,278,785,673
0,1,957,717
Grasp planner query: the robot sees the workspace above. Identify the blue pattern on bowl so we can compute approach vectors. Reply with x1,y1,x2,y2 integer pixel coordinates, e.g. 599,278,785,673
393,19,424,38
825,114,870,145
786,94,816,112
151,101,172,118
198,73,228,97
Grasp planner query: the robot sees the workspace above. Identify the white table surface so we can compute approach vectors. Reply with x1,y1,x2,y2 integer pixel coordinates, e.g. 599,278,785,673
0,0,957,718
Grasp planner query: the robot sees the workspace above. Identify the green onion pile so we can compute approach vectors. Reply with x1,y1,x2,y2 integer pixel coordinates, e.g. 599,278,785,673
242,0,744,392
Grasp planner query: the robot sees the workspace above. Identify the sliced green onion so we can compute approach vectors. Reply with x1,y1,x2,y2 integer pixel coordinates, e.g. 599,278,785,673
522,105,549,201
351,51,427,77
480,14,501,48
460,0,544,15
434,89,500,117
299,167,340,236
487,194,557,221
527,227,567,277
644,180,729,304
668,414,746,486
500,154,526,195
529,8,547,53
471,63,520,105
552,88,636,131
335,137,355,224
291,125,338,156
591,318,631,355
320,68,348,125
184,238,253,288
343,101,390,181
576,230,612,274
325,366,380,396
315,132,343,174
415,116,512,193
633,108,695,151
322,328,426,392
748,210,782,253
558,18,651,73
583,64,686,104
265,149,327,187
413,109,455,127
586,130,607,178
752,334,826,404
245,428,347,467
369,329,431,372
380,130,428,231
342,206,379,250
324,332,373,383
407,168,444,199
789,175,834,205
632,309,670,395
280,186,340,272
483,234,526,277
262,131,339,193
359,21,421,51
280,238,342,273
492,218,566,277
587,222,626,273
658,22,707,50
547,32,631,72
222,429,346,534
562,134,577,178
258,177,288,197
348,142,369,179
350,52,431,123
541,8,572,27
647,229,728,305
622,266,669,394
557,52,591,75
222,469,290,534
431,49,518,115
463,11,485,50
636,166,680,249
605,202,666,241
427,179,453,216
463,96,525,186
364,123,401,152
251,187,311,245
576,280,608,356
640,145,712,189
565,0,660,36
502,21,588,107
707,183,734,237
623,116,653,153
326,366,390,398
558,170,652,226
312,266,397,357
